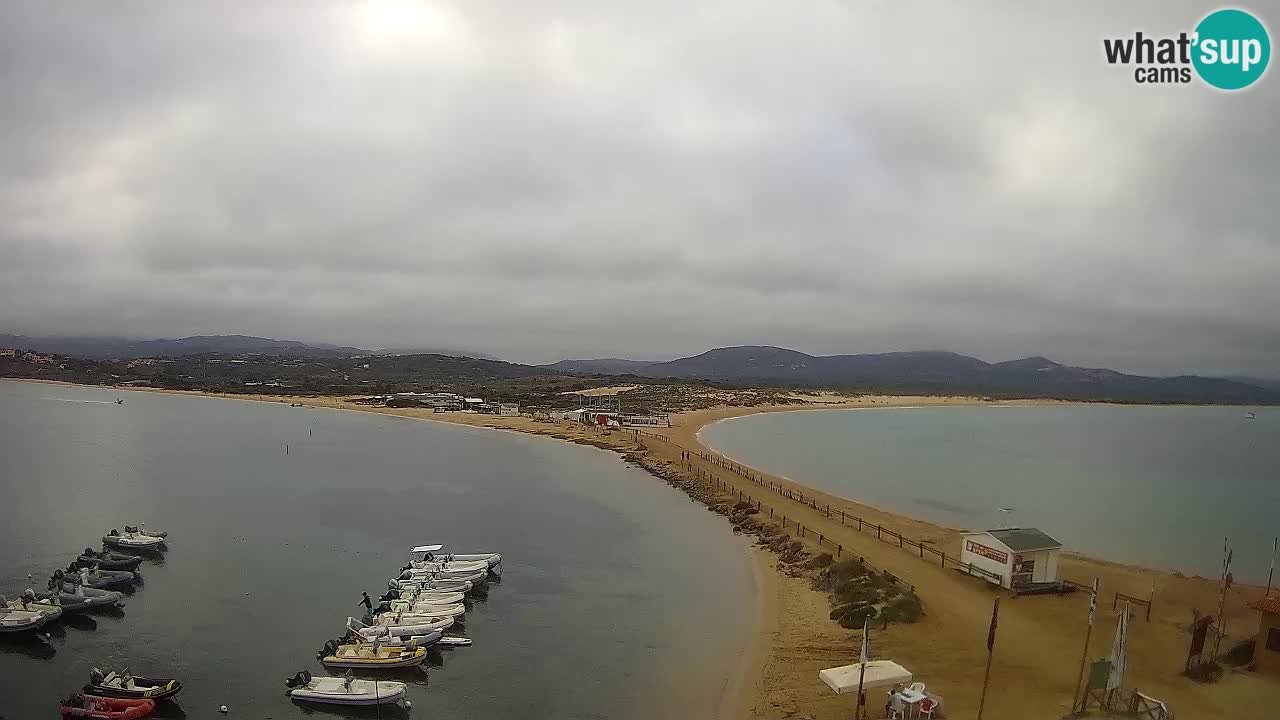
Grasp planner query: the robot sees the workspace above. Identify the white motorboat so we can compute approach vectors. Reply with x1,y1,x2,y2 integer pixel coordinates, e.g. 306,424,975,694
319,642,427,670
399,568,487,584
286,671,407,706
392,590,465,606
352,614,454,639
102,530,164,550
343,618,441,649
3,593,62,622
388,577,474,593
0,605,47,634
437,635,473,647
383,602,466,619
410,544,502,569
402,559,490,574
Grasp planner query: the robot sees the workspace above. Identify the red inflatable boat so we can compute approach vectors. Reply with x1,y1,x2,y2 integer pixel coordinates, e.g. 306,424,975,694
59,694,155,719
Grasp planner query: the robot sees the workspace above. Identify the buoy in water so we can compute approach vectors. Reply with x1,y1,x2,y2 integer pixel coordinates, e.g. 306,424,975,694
220,705,228,713
405,700,413,710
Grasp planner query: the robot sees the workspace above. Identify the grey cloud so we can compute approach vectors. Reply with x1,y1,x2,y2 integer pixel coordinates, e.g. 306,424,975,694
1,1,1277,375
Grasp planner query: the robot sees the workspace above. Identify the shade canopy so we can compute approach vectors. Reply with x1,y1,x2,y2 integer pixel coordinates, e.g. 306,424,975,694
410,545,444,553
819,660,913,694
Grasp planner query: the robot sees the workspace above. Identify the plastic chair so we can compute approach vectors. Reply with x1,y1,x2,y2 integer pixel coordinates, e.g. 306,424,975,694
907,682,926,695
888,694,906,719
919,697,937,718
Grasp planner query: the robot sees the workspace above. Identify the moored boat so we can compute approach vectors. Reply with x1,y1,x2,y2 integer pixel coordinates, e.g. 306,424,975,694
379,602,466,620
59,694,154,719
59,567,137,591
76,549,144,571
102,530,164,550
409,544,501,569
0,605,47,634
285,670,407,706
85,669,182,701
349,614,454,641
42,584,127,612
3,591,62,622
319,641,427,669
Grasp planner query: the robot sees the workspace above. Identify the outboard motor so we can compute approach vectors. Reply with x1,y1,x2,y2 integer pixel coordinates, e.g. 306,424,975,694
285,670,312,689
378,589,399,602
84,547,96,558
316,638,340,660
89,668,106,685
108,529,119,537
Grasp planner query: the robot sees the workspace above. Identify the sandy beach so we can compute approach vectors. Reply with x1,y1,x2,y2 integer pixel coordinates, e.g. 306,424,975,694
9,379,1276,718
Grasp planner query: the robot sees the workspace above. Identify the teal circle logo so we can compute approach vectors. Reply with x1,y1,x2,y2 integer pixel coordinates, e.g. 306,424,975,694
1192,9,1271,90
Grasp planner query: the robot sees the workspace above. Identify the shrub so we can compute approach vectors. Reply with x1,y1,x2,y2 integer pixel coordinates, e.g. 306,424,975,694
880,593,924,624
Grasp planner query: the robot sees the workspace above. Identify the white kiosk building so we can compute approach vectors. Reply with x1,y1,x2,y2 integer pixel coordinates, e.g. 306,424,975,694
960,527,1062,589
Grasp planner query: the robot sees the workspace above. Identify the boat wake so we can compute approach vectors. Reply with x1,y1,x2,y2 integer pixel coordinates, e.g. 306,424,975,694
43,397,117,405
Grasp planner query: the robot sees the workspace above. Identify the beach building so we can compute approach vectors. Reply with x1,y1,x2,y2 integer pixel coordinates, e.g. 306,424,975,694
499,403,520,416
960,528,1061,589
1250,595,1280,676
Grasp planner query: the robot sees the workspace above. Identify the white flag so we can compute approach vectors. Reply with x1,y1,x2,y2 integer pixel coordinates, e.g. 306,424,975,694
1108,603,1129,690
859,614,870,664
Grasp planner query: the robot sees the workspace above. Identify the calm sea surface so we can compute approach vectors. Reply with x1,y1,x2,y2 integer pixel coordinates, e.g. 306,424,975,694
0,380,753,719
701,405,1278,582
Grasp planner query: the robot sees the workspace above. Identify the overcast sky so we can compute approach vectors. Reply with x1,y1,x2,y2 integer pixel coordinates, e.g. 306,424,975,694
1,2,1276,375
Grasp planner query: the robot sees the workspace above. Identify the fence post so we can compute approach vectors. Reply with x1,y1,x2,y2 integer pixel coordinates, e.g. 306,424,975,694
877,525,882,540
819,534,824,544
942,555,946,570
899,535,903,549
837,544,842,557
858,518,863,532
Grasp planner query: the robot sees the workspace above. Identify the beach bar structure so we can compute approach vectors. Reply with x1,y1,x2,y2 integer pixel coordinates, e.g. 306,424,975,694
1250,595,1280,677
960,528,1061,589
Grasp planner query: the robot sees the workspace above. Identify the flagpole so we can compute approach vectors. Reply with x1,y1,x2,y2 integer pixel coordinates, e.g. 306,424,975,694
1266,536,1277,599
977,596,999,720
1213,539,1231,659
855,614,870,719
1071,578,1099,714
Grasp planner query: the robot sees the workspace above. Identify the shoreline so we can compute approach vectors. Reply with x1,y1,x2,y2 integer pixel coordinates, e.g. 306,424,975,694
6,378,1275,718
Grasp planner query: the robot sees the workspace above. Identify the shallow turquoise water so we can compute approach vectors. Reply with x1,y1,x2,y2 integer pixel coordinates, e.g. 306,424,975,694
0,380,753,719
701,405,1278,582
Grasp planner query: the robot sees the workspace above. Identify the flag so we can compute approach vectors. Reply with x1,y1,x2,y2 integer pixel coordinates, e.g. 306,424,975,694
986,597,1000,653
859,614,870,664
1087,578,1099,626
1108,603,1129,690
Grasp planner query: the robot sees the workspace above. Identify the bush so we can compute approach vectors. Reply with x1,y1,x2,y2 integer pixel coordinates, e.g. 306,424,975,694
833,581,881,606
880,593,924,624
831,603,878,628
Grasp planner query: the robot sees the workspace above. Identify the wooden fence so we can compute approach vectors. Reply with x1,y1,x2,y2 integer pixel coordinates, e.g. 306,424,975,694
630,429,1002,586
1114,591,1154,622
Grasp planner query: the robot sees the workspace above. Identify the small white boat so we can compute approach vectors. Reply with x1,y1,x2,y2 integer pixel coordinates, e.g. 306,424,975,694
287,672,407,706
3,593,62,623
382,603,466,621
411,544,502,568
320,642,427,670
388,577,474,593
344,619,441,648
102,530,165,550
403,559,490,574
401,568,487,584
0,606,47,634
437,635,473,647
391,590,465,606
352,614,453,639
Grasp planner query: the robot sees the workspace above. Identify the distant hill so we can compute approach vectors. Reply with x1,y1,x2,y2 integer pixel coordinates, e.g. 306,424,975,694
0,334,367,359
631,346,1280,404
376,347,498,360
542,358,660,374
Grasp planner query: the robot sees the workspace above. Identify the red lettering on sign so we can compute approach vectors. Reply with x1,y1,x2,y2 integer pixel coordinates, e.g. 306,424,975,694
966,540,1009,565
